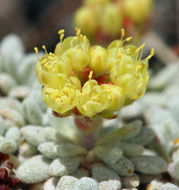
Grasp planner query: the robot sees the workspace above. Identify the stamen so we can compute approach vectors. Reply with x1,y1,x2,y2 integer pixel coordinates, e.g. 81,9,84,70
58,29,65,35
88,71,93,80
145,48,155,61
42,45,48,54
121,28,125,39
135,43,146,54
34,47,39,60
125,36,132,42
115,41,120,57
60,34,64,42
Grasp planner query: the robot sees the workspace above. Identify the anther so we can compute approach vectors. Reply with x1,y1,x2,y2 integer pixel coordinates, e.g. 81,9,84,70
34,47,39,60
125,36,132,42
135,43,146,54
121,28,125,39
42,45,48,54
58,29,65,35
145,48,155,60
88,71,93,80
60,34,64,42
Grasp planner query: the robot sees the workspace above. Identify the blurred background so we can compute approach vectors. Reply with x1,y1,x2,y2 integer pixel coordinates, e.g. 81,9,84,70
0,0,178,53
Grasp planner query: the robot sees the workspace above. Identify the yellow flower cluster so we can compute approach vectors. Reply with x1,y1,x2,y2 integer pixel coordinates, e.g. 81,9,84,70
74,0,153,41
35,29,154,118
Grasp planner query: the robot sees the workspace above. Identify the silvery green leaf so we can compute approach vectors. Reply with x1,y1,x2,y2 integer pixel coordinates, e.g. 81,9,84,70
22,91,47,125
9,86,29,100
0,34,24,78
166,96,179,125
0,97,22,113
21,126,46,146
159,183,179,190
92,164,120,182
43,177,58,190
120,102,143,120
146,180,164,190
96,123,134,146
49,156,83,177
16,155,51,184
56,176,78,190
75,177,99,190
0,108,24,127
148,64,179,91
0,137,17,154
119,143,144,157
109,156,134,177
94,145,123,165
38,142,58,159
168,159,179,181
0,116,6,135
146,107,179,154
44,127,68,142
97,120,142,146
47,113,79,144
172,148,179,161
55,143,87,158
72,168,89,178
17,53,38,85
131,156,167,175
19,142,37,157
120,120,142,141
5,126,21,145
164,84,179,97
139,92,167,109
99,180,122,190
129,128,155,146
0,73,16,95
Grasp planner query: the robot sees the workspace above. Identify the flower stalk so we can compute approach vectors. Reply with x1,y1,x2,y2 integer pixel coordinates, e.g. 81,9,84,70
74,115,103,149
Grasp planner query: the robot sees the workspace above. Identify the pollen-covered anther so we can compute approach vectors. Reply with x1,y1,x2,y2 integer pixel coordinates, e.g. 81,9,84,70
34,47,39,60
145,48,155,60
135,43,146,54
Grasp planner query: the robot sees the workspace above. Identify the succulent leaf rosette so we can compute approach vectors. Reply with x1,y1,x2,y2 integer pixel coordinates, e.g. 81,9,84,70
35,29,154,120
74,0,153,44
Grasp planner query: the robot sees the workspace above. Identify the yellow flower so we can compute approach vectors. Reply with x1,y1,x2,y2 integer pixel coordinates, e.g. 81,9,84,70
55,32,90,72
89,45,107,73
109,42,153,101
74,0,153,42
35,29,154,118
99,4,123,37
77,79,110,117
42,82,81,114
101,84,125,112
123,0,154,24
74,7,97,36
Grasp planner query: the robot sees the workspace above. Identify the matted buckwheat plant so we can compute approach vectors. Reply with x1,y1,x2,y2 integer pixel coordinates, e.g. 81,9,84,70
13,29,179,190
